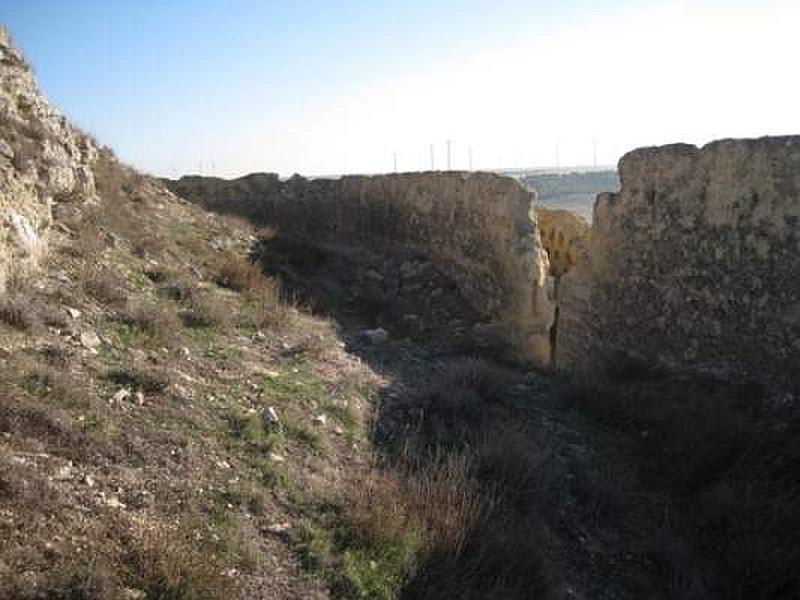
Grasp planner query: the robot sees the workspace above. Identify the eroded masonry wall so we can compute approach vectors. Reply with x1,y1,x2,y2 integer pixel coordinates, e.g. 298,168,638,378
167,172,556,366
557,137,800,384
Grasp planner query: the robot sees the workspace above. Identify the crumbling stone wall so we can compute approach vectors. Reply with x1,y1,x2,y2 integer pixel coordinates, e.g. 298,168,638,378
167,172,556,366
0,27,97,291
557,137,800,385
164,173,282,221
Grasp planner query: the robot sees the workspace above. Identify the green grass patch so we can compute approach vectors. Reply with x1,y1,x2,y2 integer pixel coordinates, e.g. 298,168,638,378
186,325,217,344
284,417,326,455
290,495,425,600
103,320,154,350
324,402,359,433
78,413,102,432
255,457,290,489
261,367,326,406
203,343,242,363
224,410,282,453
126,268,152,290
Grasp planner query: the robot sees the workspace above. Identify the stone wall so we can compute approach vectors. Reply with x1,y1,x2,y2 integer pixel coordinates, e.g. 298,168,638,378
164,173,282,221
556,137,800,385
166,172,557,366
0,26,97,291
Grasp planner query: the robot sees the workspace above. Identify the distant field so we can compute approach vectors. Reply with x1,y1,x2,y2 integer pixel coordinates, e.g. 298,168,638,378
515,170,620,222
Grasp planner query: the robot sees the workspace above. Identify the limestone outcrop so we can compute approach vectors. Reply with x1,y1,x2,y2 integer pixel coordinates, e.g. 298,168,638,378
556,137,800,385
167,172,557,366
534,207,589,277
0,26,97,291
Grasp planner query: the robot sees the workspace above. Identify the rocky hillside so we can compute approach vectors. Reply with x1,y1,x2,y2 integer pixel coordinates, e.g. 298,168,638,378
0,26,98,292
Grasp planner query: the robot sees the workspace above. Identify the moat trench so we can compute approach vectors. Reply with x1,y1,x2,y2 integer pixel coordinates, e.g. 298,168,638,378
252,235,709,600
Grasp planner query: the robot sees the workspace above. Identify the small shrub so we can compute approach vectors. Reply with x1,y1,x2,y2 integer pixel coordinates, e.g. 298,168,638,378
9,136,41,173
80,265,126,306
39,343,71,368
69,224,108,259
294,457,489,599
24,364,91,409
325,402,359,434
159,277,195,303
0,296,36,331
225,411,281,452
143,265,172,283
181,289,232,329
389,357,513,451
279,332,331,360
105,365,171,394
221,480,272,517
347,456,485,559
214,254,267,292
130,233,169,259
259,459,290,490
284,417,326,455
39,304,70,329
117,298,181,346
239,278,291,330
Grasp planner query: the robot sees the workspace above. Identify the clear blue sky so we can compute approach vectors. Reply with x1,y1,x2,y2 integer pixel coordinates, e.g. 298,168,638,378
2,1,798,176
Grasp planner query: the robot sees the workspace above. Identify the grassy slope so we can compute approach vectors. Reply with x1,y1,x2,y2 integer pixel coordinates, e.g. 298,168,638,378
0,153,385,599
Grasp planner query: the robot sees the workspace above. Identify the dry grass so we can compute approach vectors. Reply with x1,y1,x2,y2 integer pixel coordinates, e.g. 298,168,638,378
563,376,800,598
196,253,292,330
345,454,486,560
294,455,489,599
296,435,556,600
0,392,108,462
396,443,556,600
368,358,559,599
67,222,108,259
80,264,127,306
240,277,291,330
117,298,182,346
0,295,37,331
127,521,235,600
104,364,172,395
23,363,92,409
214,254,267,292
180,287,234,329
0,510,234,600
385,358,514,452
91,154,170,258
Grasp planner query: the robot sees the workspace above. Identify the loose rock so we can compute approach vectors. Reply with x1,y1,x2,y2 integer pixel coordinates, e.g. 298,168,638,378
79,331,101,350
361,327,389,344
